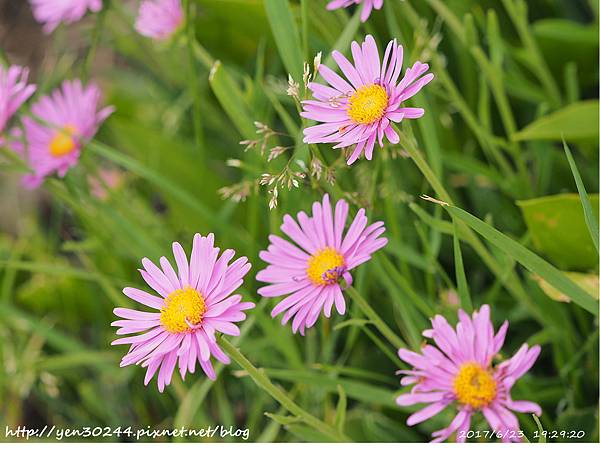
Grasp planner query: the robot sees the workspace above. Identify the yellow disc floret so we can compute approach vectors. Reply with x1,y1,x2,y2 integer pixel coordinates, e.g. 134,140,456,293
160,287,207,333
49,125,78,157
347,84,389,125
453,362,497,409
306,247,345,286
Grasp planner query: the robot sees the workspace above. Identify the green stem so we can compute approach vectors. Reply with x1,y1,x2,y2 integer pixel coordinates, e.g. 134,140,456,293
0,46,8,65
346,286,406,349
500,0,561,107
183,0,205,155
191,39,215,69
396,129,543,321
219,337,351,442
300,0,309,61
396,126,452,205
82,0,109,80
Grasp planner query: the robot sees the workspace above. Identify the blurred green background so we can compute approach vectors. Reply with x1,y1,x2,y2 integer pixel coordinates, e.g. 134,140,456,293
0,0,598,443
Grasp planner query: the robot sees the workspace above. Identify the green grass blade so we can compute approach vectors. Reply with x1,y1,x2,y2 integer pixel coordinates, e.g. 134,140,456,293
87,140,250,246
323,9,361,68
452,220,473,312
208,61,256,140
264,0,304,82
562,139,599,253
334,384,347,433
444,204,598,315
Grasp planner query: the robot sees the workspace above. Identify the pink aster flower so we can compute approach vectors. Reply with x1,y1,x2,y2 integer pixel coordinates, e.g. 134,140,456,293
29,0,103,33
112,233,254,392
12,79,113,189
302,35,433,165
256,194,387,335
135,0,184,41
396,305,542,443
0,65,36,137
326,0,383,22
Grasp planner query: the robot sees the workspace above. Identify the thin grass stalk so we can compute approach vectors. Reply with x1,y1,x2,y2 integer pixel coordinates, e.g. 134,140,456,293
219,337,351,442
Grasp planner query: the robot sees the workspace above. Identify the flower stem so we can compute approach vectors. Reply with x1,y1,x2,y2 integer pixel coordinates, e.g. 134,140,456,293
219,337,351,442
346,286,407,350
82,0,109,81
395,126,452,205
183,0,205,156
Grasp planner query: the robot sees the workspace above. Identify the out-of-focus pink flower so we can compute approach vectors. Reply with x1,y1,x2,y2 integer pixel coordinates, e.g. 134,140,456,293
326,0,383,22
396,305,542,442
0,65,36,136
112,233,254,392
29,0,103,33
12,79,114,189
135,0,184,41
256,194,387,334
88,168,124,200
302,35,433,165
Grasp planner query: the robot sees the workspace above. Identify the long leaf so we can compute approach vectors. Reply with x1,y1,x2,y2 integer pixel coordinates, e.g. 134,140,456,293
513,101,599,141
452,220,473,312
88,140,250,246
264,0,304,82
208,61,256,140
445,205,598,315
562,139,599,253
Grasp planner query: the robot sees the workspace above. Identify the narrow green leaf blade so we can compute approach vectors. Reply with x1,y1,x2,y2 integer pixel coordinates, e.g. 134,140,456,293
562,139,599,252
334,384,347,433
453,220,473,312
517,193,599,270
264,0,304,82
445,205,598,315
208,60,256,140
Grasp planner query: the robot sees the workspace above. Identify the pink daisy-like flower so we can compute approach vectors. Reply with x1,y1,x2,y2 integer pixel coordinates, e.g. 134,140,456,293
0,65,36,137
302,35,433,165
396,305,542,443
29,0,102,33
112,233,254,392
256,194,387,335
12,79,113,189
135,0,184,41
326,0,383,22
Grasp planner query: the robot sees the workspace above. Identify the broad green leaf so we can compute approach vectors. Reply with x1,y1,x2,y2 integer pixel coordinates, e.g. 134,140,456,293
517,194,599,270
533,272,599,303
512,101,599,141
264,0,304,82
444,204,598,315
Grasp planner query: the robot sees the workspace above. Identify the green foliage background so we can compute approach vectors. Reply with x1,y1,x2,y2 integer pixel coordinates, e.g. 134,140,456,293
0,0,598,443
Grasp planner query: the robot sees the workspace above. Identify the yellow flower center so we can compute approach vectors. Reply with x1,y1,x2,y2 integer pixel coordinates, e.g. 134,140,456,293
347,84,389,125
49,125,78,157
453,362,497,409
306,247,345,286
160,287,207,334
